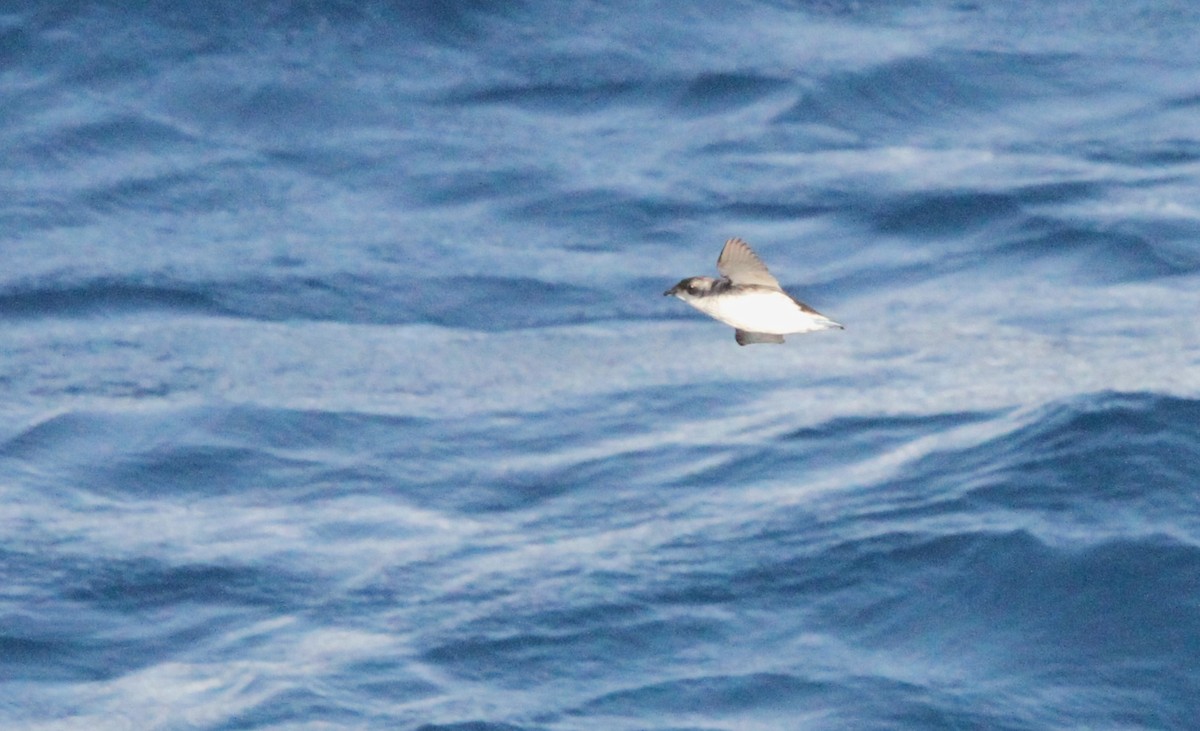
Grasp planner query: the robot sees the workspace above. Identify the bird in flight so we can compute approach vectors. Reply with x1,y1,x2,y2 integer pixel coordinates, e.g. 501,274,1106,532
664,237,843,345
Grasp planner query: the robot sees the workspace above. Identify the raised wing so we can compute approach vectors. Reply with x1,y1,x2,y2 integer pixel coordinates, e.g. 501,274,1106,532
716,238,780,288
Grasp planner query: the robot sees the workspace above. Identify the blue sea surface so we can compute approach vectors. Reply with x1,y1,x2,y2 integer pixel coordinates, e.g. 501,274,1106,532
3,1,1200,729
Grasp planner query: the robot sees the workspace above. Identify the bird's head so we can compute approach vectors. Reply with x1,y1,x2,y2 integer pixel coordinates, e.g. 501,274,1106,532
663,276,718,300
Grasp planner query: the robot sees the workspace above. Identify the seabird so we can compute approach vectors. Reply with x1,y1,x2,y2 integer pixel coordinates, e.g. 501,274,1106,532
664,237,843,345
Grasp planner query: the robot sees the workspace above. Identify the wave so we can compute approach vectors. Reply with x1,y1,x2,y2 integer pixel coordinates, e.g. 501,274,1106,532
577,671,828,715
442,70,790,118
0,280,221,319
913,391,1200,513
0,272,615,329
777,50,1076,135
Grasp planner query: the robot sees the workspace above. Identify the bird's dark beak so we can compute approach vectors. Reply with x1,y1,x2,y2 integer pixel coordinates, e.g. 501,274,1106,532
663,283,681,296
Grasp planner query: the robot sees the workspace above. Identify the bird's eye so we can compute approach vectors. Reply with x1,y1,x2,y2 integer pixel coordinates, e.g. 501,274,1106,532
686,283,700,295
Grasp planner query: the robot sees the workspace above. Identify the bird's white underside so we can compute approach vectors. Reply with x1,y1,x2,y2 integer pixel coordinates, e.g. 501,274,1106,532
685,289,840,334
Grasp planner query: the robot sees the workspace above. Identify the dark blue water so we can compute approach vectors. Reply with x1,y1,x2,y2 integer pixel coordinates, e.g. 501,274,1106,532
3,1,1200,728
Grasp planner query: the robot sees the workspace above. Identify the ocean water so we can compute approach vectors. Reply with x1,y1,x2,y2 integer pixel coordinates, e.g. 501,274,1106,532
2,1,1200,729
